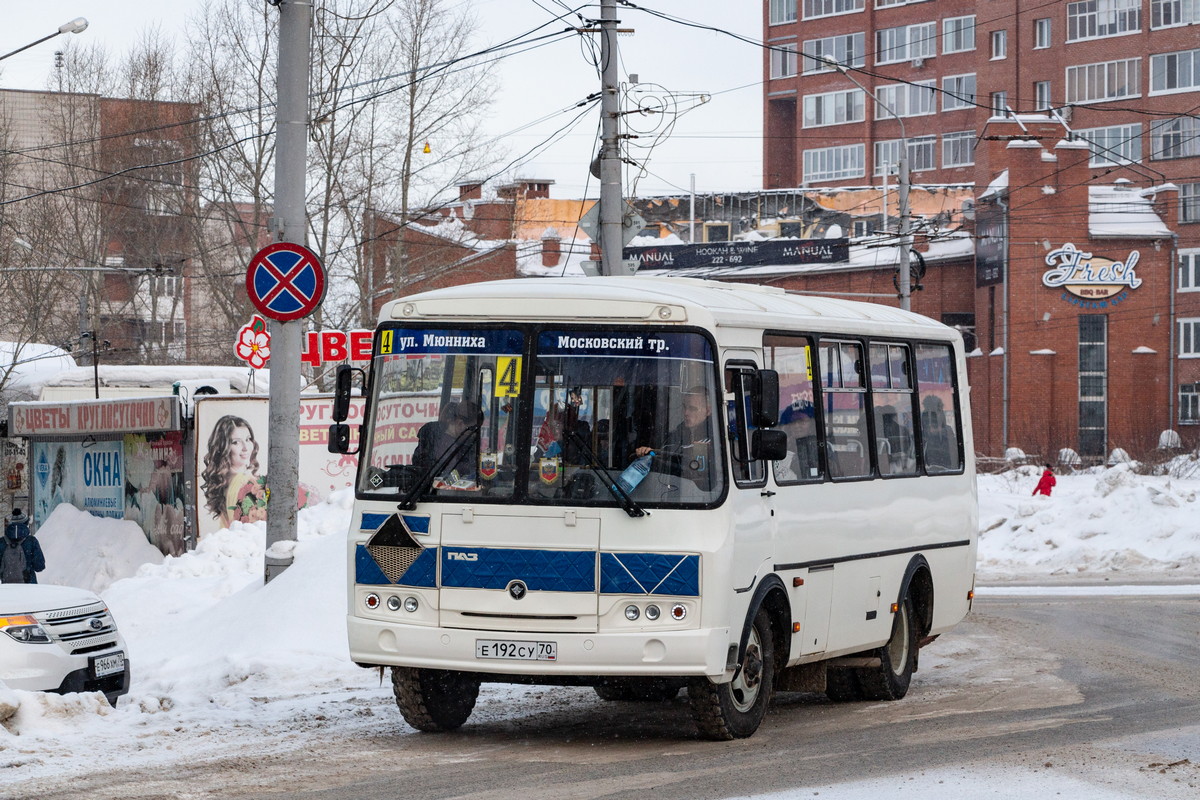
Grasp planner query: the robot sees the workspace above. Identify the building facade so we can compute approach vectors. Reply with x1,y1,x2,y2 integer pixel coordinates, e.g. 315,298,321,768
763,0,1200,456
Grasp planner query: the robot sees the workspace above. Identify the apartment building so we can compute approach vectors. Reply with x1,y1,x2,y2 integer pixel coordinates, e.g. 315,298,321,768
763,0,1200,455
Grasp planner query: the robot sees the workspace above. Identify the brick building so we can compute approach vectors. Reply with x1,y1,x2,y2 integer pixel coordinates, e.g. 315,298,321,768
760,0,1200,457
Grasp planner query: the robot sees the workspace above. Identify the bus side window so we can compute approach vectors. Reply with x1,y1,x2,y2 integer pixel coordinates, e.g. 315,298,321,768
818,339,870,479
764,334,821,483
725,365,766,486
915,343,963,473
869,342,918,477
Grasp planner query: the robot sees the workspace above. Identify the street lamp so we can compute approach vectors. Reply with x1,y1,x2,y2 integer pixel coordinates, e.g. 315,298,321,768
836,64,913,311
0,18,89,63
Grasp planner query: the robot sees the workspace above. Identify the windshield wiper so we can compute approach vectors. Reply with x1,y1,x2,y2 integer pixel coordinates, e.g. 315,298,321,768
565,427,646,518
396,424,480,511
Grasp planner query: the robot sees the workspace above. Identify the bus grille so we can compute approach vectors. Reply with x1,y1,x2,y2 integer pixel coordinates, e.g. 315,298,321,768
368,544,421,583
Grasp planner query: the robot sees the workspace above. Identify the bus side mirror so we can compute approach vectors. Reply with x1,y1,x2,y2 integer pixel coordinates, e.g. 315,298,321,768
752,369,780,428
333,365,364,422
751,428,788,461
328,423,355,454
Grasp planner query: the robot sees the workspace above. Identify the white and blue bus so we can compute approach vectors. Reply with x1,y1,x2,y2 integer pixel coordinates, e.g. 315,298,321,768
329,277,977,740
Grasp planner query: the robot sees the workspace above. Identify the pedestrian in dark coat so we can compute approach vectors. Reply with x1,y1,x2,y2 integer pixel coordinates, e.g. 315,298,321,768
0,509,45,584
1032,465,1056,497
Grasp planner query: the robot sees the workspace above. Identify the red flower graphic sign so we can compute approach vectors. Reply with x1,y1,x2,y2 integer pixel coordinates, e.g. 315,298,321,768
236,315,271,369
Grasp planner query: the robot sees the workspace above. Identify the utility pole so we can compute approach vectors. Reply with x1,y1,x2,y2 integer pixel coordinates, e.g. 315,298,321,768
897,155,912,312
264,0,312,583
597,0,628,276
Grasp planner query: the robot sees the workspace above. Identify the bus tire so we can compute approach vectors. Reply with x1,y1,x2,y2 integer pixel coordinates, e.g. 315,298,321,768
594,678,682,702
688,608,775,740
857,595,917,701
391,667,480,731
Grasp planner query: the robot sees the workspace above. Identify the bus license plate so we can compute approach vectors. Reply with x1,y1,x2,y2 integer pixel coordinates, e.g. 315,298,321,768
475,640,557,661
91,651,124,678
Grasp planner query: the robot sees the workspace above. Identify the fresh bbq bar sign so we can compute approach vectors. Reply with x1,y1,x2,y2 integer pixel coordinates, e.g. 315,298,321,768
625,239,849,271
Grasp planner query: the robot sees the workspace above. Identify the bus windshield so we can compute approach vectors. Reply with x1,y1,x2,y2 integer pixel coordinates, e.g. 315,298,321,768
357,326,724,506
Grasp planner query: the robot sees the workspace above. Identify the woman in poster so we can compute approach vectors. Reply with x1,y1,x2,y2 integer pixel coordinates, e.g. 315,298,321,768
201,415,268,528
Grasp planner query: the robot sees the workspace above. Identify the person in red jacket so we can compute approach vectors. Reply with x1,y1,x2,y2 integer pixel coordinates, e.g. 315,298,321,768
1032,464,1056,496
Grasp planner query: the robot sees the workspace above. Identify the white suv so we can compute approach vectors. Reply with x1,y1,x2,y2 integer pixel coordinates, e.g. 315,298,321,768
0,584,130,705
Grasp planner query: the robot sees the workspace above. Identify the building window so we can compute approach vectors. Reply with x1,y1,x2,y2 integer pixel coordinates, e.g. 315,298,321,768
803,0,865,19
771,42,799,78
943,74,976,110
876,81,936,118
990,91,1009,116
1077,124,1142,166
770,0,798,25
876,22,937,65
1150,49,1200,95
1181,318,1200,356
1181,183,1200,222
991,30,1007,59
1181,250,1200,291
874,136,936,175
1065,59,1141,103
801,32,865,74
943,130,976,167
1153,0,1200,28
943,16,976,54
1151,117,1200,160
705,223,731,242
1035,81,1052,110
852,220,873,237
1181,383,1200,424
1067,0,1141,41
803,89,865,127
804,143,865,182
1034,17,1052,48
1078,315,1108,458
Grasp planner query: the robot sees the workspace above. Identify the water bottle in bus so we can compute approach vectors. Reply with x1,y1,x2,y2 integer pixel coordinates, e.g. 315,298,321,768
614,451,654,494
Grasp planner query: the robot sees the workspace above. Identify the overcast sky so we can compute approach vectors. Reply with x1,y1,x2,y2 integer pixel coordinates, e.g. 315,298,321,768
2,1,763,198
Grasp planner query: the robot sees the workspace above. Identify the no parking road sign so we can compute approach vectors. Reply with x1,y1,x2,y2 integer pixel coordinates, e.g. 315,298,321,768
246,242,326,322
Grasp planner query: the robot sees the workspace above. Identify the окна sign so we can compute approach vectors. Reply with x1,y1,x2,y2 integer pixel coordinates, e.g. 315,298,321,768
1042,243,1142,303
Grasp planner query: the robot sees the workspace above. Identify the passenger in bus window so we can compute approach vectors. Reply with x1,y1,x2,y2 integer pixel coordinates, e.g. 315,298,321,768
921,395,955,470
636,386,715,490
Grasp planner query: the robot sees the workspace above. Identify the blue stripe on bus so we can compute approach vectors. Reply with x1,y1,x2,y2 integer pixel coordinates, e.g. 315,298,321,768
599,553,700,596
441,547,596,592
360,513,390,531
354,545,391,585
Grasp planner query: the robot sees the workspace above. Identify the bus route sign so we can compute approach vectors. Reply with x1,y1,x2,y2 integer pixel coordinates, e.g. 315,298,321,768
245,242,326,322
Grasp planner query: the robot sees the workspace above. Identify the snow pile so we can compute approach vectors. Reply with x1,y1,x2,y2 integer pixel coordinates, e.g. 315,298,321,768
37,504,164,594
978,463,1200,579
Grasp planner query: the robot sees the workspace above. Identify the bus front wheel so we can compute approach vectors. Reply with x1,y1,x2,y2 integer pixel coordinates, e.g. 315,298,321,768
857,595,917,701
391,667,480,731
688,608,775,740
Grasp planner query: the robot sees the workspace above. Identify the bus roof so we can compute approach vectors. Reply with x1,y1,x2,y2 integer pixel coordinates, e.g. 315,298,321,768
381,277,956,340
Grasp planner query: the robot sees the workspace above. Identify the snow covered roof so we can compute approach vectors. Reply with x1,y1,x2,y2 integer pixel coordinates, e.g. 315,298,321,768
1089,183,1172,239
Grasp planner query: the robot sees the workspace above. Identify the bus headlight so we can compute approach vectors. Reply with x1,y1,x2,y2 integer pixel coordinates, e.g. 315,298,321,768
645,604,661,621
403,597,419,613
386,595,402,611
670,603,688,621
624,605,640,621
364,593,380,610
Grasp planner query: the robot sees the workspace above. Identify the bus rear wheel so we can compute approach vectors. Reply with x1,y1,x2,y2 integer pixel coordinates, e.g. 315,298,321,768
857,595,917,701
688,608,775,740
391,667,480,731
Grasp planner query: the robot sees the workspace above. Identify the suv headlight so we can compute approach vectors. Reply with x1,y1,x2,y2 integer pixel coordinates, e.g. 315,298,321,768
0,615,51,644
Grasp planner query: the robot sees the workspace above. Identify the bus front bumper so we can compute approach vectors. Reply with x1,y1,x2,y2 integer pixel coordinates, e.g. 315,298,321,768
348,616,731,678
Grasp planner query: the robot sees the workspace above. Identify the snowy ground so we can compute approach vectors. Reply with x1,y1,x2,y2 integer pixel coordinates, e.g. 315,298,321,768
2,461,1198,798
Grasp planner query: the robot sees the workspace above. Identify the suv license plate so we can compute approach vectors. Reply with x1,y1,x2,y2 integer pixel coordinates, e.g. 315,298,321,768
91,652,125,678
475,640,556,661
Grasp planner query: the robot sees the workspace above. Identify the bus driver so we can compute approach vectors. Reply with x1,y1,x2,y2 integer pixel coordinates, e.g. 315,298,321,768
636,386,716,491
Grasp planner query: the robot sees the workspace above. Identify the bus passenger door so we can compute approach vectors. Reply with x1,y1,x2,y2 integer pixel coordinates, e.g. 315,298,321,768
725,360,774,590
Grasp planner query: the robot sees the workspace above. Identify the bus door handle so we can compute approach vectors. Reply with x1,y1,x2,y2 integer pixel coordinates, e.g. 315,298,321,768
760,490,776,498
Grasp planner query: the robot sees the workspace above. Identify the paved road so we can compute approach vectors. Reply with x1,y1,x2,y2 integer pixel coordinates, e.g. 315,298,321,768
21,592,1200,799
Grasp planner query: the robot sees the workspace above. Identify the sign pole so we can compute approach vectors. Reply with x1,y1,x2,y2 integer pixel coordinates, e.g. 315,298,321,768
264,0,313,584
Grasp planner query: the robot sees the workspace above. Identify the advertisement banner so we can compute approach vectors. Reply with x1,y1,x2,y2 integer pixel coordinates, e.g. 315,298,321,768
124,432,188,556
625,239,849,272
193,395,366,539
32,440,124,527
